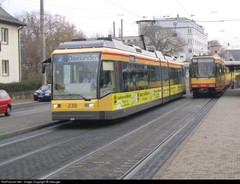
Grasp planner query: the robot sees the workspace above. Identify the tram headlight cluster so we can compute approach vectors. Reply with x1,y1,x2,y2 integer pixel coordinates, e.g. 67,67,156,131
85,103,94,108
53,104,61,108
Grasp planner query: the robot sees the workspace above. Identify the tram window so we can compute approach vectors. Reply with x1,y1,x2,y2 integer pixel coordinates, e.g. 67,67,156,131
170,68,174,79
100,61,116,97
129,64,138,91
54,64,64,86
169,68,173,82
121,63,137,91
120,63,162,91
216,63,222,76
155,66,161,82
190,64,198,77
175,68,183,84
162,67,169,81
121,62,129,91
121,63,148,91
169,68,176,83
136,64,148,89
149,66,161,88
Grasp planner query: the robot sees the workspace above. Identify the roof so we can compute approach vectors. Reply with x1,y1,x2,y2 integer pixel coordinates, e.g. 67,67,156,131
224,60,240,68
227,49,240,61
0,7,26,26
44,37,184,65
58,38,161,59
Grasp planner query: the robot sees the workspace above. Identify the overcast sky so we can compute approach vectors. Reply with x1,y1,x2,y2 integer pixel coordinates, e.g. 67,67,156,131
2,0,240,47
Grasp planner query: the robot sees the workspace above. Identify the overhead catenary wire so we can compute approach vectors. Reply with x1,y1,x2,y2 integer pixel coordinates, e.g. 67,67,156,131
196,18,240,23
105,0,142,18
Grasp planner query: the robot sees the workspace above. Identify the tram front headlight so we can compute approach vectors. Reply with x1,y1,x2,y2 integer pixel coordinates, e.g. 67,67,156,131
85,103,94,108
53,104,61,108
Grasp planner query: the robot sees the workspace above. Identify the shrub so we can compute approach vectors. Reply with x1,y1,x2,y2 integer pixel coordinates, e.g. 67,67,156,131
0,80,42,93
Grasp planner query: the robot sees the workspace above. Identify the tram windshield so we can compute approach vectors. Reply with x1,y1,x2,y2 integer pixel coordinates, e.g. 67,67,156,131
190,58,215,78
52,53,100,100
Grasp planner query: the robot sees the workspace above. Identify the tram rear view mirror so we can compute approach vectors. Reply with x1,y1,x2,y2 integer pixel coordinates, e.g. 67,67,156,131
42,57,51,74
42,63,47,74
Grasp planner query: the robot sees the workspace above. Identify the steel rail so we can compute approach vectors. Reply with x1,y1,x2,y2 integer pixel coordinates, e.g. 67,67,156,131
121,98,218,179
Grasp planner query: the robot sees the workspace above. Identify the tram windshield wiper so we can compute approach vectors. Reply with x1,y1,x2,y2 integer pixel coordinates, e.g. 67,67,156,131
56,93,91,101
54,93,91,101
68,93,91,101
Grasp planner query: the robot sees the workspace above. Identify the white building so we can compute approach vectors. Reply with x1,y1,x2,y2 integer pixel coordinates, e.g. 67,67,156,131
136,16,208,61
0,7,26,83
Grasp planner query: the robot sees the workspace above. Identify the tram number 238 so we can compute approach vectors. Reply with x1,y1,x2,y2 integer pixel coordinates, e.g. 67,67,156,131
68,103,78,108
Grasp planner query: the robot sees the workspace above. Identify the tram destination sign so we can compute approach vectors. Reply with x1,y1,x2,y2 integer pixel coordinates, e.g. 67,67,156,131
53,53,100,63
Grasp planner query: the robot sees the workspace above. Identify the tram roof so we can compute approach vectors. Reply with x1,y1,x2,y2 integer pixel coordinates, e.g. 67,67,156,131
224,60,240,67
58,38,158,57
190,55,222,60
57,37,181,62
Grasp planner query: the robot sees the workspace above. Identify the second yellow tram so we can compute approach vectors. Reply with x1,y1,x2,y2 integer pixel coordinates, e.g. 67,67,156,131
189,55,232,97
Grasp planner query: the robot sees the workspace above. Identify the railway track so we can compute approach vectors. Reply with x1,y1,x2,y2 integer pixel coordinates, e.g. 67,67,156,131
122,98,217,179
0,96,218,179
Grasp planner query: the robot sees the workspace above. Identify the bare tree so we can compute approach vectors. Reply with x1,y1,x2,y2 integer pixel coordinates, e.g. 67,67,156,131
208,40,233,60
218,47,233,61
17,11,86,81
44,13,85,57
144,25,186,56
0,0,6,7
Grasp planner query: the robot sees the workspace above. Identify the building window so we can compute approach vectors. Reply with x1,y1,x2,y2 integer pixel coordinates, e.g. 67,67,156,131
187,29,192,34
188,39,193,45
1,28,8,44
2,60,9,76
188,48,192,53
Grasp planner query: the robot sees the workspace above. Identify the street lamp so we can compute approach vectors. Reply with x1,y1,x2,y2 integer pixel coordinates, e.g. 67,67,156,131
172,18,188,37
173,21,180,37
40,0,46,84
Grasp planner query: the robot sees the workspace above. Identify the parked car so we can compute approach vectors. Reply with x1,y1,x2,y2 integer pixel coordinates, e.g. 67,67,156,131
0,89,12,116
33,84,51,101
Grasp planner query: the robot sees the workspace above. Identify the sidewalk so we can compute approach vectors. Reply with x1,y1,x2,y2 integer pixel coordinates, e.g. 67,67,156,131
12,98,34,105
154,88,240,179
0,99,57,139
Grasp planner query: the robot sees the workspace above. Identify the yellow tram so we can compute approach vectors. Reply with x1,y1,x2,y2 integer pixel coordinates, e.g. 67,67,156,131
189,55,232,97
43,38,186,120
